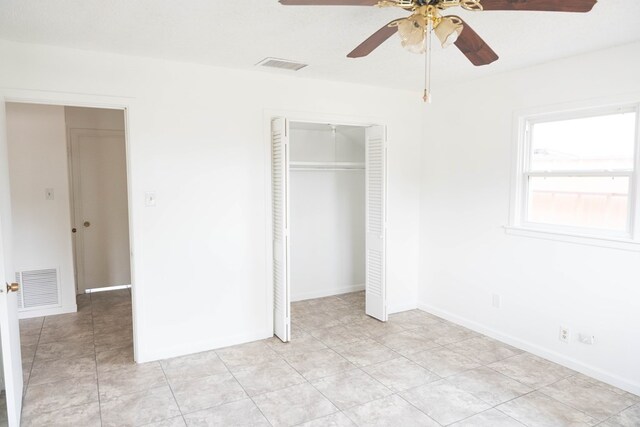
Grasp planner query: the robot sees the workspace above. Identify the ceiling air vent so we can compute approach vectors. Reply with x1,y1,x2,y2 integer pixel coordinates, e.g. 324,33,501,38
256,57,308,72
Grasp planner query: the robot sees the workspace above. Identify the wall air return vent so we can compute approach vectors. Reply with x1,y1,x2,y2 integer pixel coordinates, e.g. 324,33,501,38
14,268,60,310
256,57,308,72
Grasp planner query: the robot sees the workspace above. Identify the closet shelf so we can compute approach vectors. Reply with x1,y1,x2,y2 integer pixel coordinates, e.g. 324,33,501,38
290,161,365,171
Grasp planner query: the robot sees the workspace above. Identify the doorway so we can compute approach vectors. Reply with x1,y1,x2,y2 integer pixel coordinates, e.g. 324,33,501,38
0,100,135,426
68,125,131,294
289,123,366,302
5,103,132,304
270,118,388,343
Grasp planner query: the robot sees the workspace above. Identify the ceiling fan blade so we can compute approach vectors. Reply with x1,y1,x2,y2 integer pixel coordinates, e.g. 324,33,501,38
279,0,379,5
451,17,499,66
347,20,400,58
478,0,597,12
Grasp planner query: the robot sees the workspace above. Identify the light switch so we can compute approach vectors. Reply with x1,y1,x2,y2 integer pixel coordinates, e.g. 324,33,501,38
45,188,54,200
145,192,157,207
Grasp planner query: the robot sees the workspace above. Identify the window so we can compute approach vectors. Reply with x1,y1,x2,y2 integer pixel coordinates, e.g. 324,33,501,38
511,103,640,246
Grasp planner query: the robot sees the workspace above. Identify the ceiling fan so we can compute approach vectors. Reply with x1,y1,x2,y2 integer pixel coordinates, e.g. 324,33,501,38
279,0,598,101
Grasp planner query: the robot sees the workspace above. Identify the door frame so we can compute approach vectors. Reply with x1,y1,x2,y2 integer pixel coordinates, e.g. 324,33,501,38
67,128,129,294
263,110,388,336
0,88,142,363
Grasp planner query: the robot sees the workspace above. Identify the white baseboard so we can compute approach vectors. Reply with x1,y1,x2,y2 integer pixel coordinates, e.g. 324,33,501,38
418,302,640,396
18,304,77,320
388,301,418,314
291,284,365,302
135,328,273,363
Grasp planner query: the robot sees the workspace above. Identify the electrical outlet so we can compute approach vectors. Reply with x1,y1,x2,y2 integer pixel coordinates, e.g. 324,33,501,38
559,326,570,343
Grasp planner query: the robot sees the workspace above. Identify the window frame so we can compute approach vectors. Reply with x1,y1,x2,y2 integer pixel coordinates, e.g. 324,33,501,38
508,100,640,250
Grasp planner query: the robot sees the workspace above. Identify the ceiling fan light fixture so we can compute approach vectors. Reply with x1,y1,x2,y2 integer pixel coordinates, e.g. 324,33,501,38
397,15,427,54
434,16,463,48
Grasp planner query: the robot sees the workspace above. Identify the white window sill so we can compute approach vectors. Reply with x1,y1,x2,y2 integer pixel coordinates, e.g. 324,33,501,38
504,226,640,252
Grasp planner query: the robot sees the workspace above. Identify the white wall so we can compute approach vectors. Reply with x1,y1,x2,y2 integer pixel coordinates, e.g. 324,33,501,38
0,40,423,362
419,41,640,394
6,103,76,317
289,126,365,301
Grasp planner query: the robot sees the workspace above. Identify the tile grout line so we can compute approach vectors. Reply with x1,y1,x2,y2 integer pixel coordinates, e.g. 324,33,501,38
215,354,276,427
282,300,359,424
392,392,444,426
157,362,187,426
438,407,482,427
24,318,44,386
20,291,639,425
492,406,529,427
416,337,593,421
20,317,44,421
297,302,571,426
295,297,640,424
279,356,342,417
19,303,110,421
410,357,577,423
534,383,623,423
88,292,104,427
414,309,640,420
292,299,444,425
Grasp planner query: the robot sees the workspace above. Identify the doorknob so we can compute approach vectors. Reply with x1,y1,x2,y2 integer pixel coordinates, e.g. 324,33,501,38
72,228,77,233
83,221,91,227
6,283,19,293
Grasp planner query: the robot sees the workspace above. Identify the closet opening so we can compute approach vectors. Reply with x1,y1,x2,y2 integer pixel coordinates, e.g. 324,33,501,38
270,118,388,343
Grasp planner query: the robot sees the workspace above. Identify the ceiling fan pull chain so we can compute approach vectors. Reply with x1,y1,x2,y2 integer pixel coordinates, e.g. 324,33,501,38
423,17,433,103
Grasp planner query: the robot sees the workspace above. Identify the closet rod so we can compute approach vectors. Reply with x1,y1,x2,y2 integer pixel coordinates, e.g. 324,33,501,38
290,167,365,171
289,161,364,169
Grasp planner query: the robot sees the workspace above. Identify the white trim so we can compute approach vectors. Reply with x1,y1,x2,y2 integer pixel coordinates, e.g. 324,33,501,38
504,226,640,252
291,284,365,302
509,96,640,244
388,301,418,315
417,302,640,396
289,161,365,171
0,87,143,364
137,328,273,363
632,103,640,242
524,170,633,178
85,284,131,293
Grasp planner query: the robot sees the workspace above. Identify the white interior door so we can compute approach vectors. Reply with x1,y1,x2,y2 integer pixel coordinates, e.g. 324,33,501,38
70,130,131,293
272,118,291,342
365,125,387,321
0,110,23,425
0,268,22,427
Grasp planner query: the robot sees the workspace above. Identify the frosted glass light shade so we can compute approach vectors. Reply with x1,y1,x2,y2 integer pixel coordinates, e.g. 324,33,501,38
434,17,463,48
398,15,427,54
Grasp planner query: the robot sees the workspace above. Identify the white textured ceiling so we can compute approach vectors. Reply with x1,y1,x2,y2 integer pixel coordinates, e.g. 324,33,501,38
1,0,639,91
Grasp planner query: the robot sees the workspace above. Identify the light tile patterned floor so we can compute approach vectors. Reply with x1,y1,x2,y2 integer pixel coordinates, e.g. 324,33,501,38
17,290,640,426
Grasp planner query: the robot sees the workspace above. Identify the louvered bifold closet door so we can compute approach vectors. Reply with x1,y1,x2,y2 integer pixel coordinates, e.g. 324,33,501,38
271,118,291,342
365,125,388,321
